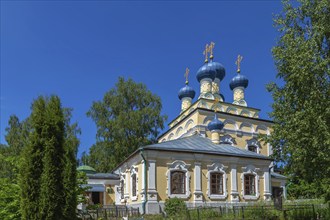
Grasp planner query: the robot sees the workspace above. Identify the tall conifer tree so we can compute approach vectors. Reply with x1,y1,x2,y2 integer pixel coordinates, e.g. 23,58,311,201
39,96,66,219
20,97,46,219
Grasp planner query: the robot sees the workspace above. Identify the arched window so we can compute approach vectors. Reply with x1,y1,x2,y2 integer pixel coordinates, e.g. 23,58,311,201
210,172,224,195
171,171,185,194
244,174,256,195
220,134,236,145
248,145,257,153
246,138,260,153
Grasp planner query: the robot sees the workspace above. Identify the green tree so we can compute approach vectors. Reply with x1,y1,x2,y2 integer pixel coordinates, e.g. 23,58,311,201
39,96,66,219
62,109,81,220
20,96,80,219
20,97,47,219
87,77,167,172
268,0,330,200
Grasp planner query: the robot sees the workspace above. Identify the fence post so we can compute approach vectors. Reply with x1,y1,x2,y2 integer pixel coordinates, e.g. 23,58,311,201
241,206,244,220
312,204,316,220
115,205,118,217
197,207,200,220
219,206,222,216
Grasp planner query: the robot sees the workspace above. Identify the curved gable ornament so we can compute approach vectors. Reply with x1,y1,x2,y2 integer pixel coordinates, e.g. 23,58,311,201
166,160,191,199
206,163,228,200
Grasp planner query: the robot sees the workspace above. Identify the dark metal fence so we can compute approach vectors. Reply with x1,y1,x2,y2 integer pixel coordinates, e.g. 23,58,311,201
77,205,140,220
185,203,330,220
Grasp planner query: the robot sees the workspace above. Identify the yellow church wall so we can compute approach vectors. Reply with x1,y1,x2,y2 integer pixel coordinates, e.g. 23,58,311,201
149,155,270,204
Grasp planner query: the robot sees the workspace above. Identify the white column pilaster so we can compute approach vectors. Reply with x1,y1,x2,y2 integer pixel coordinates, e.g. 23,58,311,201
147,160,158,201
193,162,203,205
264,170,272,201
230,165,239,202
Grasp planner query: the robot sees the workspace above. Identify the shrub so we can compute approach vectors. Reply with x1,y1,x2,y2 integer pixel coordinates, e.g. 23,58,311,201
164,197,186,218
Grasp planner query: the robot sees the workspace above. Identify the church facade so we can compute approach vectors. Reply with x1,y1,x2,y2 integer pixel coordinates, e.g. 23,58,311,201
111,43,286,214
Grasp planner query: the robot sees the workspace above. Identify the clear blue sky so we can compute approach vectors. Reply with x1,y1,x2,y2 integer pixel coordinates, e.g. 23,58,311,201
1,1,283,157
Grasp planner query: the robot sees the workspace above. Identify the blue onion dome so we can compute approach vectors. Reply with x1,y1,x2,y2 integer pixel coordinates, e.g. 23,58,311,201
178,84,196,100
207,114,224,131
209,60,226,81
229,74,249,90
196,62,216,82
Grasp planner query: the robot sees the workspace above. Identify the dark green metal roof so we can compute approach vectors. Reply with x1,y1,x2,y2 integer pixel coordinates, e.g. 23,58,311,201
77,165,97,174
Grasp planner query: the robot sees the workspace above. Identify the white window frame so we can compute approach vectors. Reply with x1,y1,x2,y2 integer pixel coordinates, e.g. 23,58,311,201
207,163,228,200
130,166,138,201
119,173,128,203
246,138,260,154
240,165,260,200
166,160,191,199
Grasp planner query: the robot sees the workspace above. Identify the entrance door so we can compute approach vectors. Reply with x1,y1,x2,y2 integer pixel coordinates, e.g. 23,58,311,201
92,192,101,204
272,187,283,209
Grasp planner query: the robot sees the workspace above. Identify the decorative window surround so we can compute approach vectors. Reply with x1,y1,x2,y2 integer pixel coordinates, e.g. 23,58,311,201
130,166,138,201
166,160,191,199
220,134,236,145
246,138,261,154
240,165,260,200
119,173,128,203
207,163,228,200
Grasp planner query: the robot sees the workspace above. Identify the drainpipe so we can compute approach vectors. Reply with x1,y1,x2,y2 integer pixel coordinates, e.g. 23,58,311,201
140,149,147,215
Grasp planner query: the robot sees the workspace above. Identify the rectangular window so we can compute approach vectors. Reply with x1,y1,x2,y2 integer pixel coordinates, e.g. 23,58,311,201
171,171,185,194
132,174,137,197
120,180,124,199
244,174,256,195
210,173,223,195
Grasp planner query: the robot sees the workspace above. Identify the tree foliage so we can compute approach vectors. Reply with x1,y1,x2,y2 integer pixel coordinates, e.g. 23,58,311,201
19,96,80,219
86,77,167,172
268,0,330,200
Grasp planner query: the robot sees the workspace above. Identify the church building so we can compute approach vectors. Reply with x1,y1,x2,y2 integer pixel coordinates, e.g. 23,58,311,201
111,42,286,214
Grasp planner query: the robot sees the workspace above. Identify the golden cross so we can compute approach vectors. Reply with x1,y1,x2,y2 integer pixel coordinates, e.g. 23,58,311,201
213,97,220,112
184,67,190,85
235,55,243,73
203,44,210,63
209,42,215,60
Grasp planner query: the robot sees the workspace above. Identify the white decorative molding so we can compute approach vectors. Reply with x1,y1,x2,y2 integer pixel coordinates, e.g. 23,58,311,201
147,160,158,201
246,138,261,154
130,166,138,201
230,165,239,202
263,170,271,201
240,109,251,117
193,162,203,203
176,127,183,137
220,134,236,145
256,125,270,135
240,122,254,133
168,133,174,141
223,119,238,131
166,160,191,199
240,165,260,200
119,173,127,203
206,163,228,200
184,119,195,130
226,106,238,115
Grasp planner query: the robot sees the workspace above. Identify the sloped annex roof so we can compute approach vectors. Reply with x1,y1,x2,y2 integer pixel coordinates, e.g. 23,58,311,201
142,135,271,160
